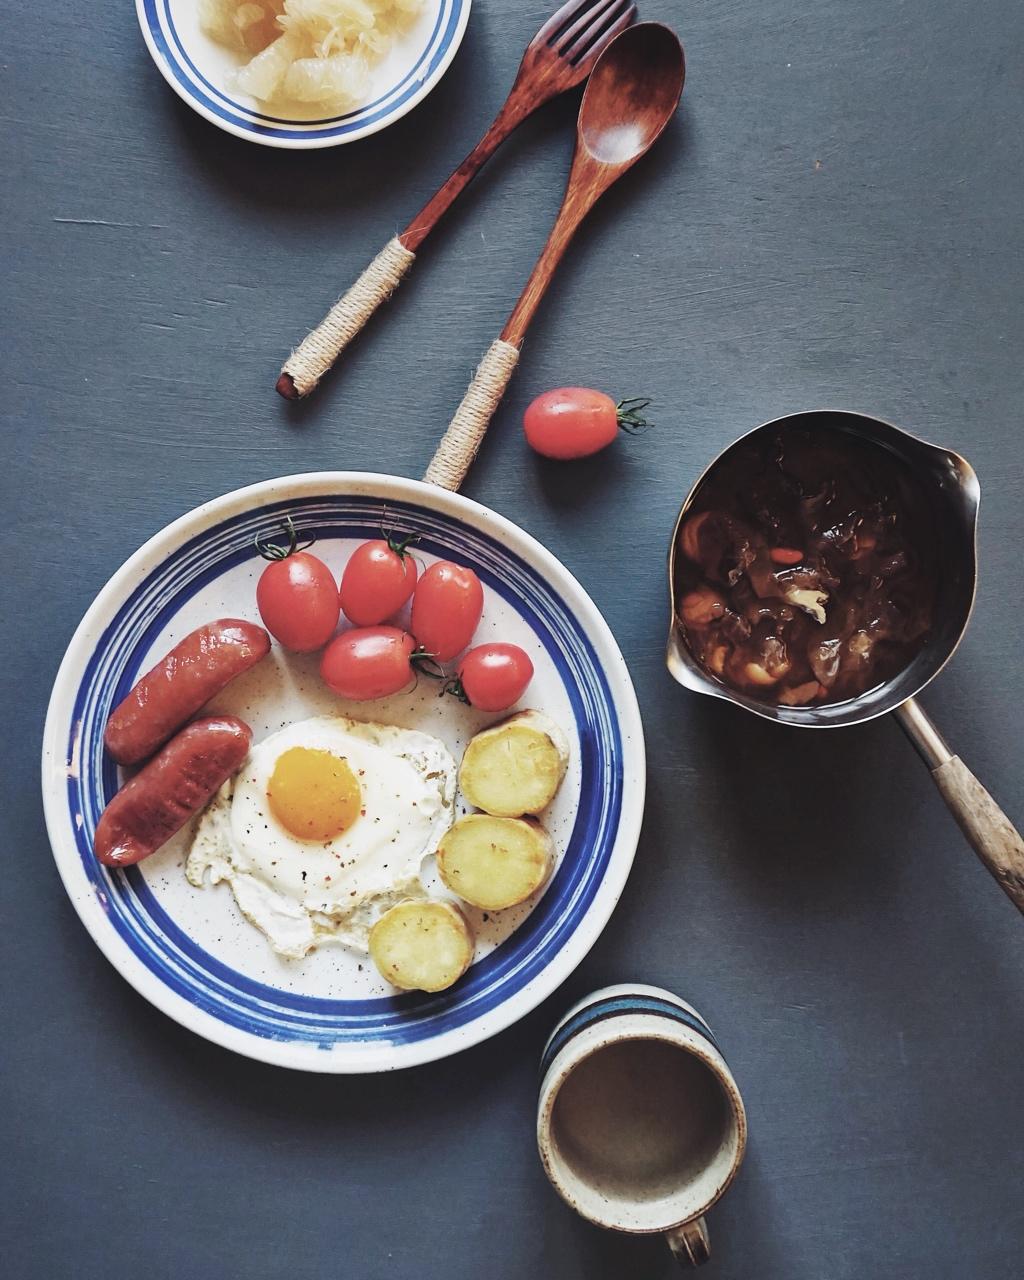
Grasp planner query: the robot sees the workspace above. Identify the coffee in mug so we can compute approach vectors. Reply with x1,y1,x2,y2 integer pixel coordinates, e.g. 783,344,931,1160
537,984,747,1266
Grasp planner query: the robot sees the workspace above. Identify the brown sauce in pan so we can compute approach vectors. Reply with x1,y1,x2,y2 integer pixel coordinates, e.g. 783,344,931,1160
674,427,938,707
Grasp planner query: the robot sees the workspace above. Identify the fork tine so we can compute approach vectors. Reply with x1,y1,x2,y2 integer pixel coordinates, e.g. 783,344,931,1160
535,0,599,47
554,0,622,54
564,0,636,65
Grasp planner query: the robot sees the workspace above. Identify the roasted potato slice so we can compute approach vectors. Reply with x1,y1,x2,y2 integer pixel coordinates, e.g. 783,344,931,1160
368,899,474,993
459,710,570,817
438,814,554,911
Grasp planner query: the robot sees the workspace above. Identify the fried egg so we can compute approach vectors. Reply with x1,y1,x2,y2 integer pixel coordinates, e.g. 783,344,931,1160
186,716,456,958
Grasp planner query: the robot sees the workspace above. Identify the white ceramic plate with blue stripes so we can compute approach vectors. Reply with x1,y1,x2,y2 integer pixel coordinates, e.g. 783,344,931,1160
42,474,645,1072
135,1,472,148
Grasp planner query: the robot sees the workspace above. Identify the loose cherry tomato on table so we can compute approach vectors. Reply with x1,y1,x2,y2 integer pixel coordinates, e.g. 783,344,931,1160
320,627,418,701
523,388,652,460
339,536,418,626
449,644,534,712
256,520,339,653
411,562,484,662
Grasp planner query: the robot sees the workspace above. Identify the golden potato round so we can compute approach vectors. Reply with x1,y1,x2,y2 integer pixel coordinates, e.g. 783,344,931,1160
438,814,554,911
459,711,570,817
368,900,473,993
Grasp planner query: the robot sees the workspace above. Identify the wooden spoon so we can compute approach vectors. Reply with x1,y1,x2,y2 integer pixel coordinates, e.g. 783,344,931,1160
277,0,638,401
424,22,685,491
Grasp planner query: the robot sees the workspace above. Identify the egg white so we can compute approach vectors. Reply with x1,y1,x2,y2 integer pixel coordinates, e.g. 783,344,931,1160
186,716,457,958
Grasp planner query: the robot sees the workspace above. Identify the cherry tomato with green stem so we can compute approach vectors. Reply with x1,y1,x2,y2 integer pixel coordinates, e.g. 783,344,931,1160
339,535,418,626
523,388,652,460
320,627,422,701
256,520,339,653
447,644,534,712
411,562,484,662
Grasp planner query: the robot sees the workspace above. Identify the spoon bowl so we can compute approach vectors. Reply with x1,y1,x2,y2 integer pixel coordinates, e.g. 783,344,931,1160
579,21,686,166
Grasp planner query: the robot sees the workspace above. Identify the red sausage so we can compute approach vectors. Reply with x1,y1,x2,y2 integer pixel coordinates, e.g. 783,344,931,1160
94,716,252,867
104,619,270,765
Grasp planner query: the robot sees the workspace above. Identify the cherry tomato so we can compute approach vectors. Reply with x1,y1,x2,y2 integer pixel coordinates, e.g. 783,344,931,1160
523,388,651,460
256,551,339,652
455,644,534,712
411,562,484,662
339,538,418,626
320,627,417,701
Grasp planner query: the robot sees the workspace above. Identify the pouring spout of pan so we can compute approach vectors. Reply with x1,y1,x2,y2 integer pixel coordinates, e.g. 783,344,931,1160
666,623,710,694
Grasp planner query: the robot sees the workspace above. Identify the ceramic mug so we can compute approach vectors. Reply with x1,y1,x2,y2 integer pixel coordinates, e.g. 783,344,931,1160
537,984,747,1266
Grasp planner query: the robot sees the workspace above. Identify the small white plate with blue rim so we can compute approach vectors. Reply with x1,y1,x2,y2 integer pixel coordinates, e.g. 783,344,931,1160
135,1,472,149
42,473,645,1072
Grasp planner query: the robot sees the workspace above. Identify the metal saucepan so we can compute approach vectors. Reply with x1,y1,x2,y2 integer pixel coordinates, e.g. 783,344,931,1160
666,409,1024,914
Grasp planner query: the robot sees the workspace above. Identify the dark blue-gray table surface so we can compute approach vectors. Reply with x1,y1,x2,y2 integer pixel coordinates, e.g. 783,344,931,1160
4,1,1022,1276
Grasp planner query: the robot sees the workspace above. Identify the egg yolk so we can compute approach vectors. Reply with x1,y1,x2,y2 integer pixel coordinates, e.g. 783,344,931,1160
266,747,362,842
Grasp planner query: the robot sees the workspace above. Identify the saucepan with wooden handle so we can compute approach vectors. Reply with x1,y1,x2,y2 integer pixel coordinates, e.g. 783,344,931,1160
666,409,1024,915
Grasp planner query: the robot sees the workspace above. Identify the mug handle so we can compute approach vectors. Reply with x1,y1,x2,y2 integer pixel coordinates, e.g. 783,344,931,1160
665,1217,711,1267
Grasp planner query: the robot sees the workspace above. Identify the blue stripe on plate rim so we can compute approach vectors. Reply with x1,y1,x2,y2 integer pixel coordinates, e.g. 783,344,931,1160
137,0,472,145
46,481,642,1068
540,994,720,1077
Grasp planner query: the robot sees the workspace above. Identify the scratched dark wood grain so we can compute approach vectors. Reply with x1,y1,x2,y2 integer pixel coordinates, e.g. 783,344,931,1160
3,2,1024,1278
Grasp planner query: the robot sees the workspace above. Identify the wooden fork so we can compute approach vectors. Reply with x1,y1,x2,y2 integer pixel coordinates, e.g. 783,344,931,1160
276,0,638,400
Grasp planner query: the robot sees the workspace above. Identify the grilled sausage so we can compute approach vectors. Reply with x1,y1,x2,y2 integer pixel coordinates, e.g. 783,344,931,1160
94,716,251,867
104,619,270,765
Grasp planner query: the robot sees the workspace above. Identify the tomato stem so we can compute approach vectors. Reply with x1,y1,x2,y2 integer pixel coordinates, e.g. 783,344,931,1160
409,648,447,681
439,675,470,705
615,397,654,434
255,516,316,562
386,531,419,559
379,508,420,559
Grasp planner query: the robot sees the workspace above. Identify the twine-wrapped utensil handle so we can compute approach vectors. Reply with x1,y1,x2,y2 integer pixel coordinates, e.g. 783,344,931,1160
423,339,520,491
277,237,415,399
